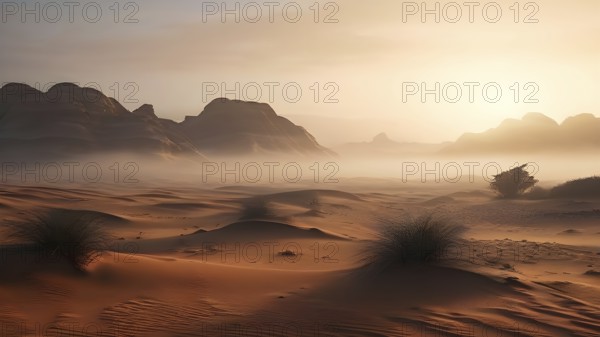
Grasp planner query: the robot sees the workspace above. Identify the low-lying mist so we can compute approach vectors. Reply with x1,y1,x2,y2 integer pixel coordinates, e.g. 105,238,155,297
1,152,596,192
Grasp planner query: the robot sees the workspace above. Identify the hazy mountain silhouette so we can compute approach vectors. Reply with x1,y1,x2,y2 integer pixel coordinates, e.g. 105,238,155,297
5,83,592,160
0,83,334,160
0,83,206,160
336,132,447,156
441,113,600,154
180,98,335,157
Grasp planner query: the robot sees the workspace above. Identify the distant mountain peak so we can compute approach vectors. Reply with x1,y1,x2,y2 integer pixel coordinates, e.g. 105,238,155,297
133,104,157,118
562,113,597,126
1,82,130,117
521,112,559,126
442,112,600,154
1,83,43,103
373,132,389,142
46,82,106,103
372,132,398,146
48,82,81,90
180,98,334,157
1,82,41,94
0,86,335,159
199,97,278,120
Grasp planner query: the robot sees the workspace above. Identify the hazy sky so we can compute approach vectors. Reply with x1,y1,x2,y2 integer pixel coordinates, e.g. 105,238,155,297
1,0,598,145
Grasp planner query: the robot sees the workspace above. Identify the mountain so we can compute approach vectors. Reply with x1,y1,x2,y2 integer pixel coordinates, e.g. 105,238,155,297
372,133,398,147
335,132,447,156
441,113,600,154
0,83,334,160
0,83,206,160
180,98,335,157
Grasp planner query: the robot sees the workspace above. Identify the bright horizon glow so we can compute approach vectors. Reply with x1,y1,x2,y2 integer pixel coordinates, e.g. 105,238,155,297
1,0,598,145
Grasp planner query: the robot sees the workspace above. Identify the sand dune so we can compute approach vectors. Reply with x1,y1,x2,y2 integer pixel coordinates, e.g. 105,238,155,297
197,220,345,240
3,1,599,335
1,182,599,337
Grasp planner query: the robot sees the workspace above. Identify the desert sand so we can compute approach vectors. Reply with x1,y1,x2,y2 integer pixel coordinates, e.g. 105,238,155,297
1,179,599,337
2,0,599,335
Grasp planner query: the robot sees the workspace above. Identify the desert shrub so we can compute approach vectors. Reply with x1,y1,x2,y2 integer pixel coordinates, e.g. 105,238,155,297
490,164,538,198
239,198,273,220
308,198,321,209
6,209,110,270
278,250,298,257
549,176,600,199
362,214,465,271
523,186,549,199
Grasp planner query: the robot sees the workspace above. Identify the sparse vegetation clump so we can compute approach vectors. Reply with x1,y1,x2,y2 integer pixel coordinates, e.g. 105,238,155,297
6,209,110,271
239,197,273,220
490,164,538,198
523,186,549,199
278,250,298,257
549,176,600,199
363,214,465,271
